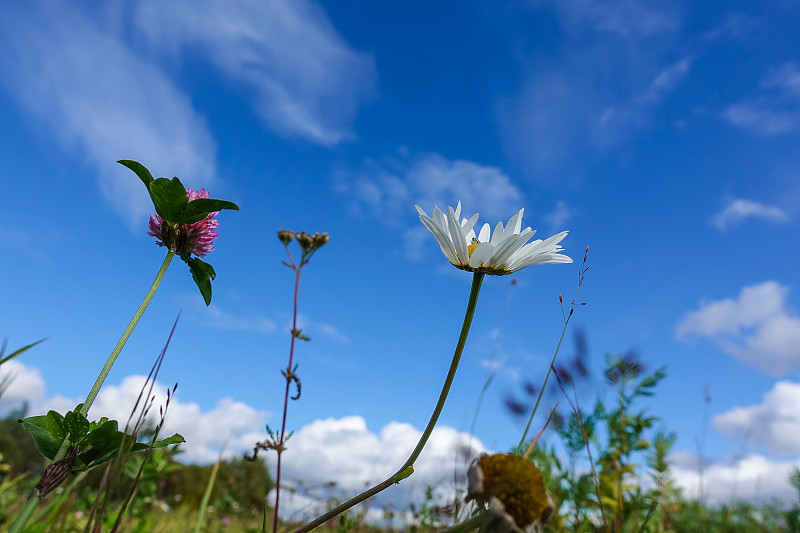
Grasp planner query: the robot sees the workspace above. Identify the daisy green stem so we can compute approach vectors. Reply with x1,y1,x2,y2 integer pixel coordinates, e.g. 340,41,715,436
294,272,485,533
8,250,175,533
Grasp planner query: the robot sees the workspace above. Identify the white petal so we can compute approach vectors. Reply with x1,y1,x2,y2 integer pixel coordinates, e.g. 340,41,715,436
478,223,491,242
447,212,469,264
418,214,458,264
491,220,505,244
468,242,495,267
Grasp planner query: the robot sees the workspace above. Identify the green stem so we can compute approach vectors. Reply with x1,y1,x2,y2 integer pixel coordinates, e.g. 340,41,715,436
81,251,175,417
293,272,485,533
515,315,570,455
8,251,174,533
439,512,485,533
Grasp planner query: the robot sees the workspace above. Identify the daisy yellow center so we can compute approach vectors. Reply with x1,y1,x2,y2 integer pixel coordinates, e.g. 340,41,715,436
468,243,480,257
478,454,549,528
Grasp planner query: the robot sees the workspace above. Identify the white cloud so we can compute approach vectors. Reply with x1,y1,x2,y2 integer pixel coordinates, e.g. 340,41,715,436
714,381,800,456
676,281,800,374
542,201,574,231
338,153,528,261
134,0,375,146
0,360,47,414
542,0,679,38
723,62,800,136
671,450,800,504
496,38,689,173
711,198,790,231
342,153,525,223
0,3,217,229
41,375,271,464
262,416,487,511
202,304,278,334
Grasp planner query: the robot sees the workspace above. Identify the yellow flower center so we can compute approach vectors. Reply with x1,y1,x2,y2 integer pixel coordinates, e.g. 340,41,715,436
478,454,549,528
468,243,480,257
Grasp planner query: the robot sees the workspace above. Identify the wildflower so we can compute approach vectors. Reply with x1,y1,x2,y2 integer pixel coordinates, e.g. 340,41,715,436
466,453,554,533
148,188,219,258
415,203,571,275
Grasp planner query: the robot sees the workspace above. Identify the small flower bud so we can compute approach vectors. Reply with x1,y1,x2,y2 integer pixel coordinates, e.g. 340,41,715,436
295,231,314,251
312,232,331,248
278,230,295,245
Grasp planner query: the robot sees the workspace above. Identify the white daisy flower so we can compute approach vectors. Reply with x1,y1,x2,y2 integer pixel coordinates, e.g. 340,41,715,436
415,202,572,275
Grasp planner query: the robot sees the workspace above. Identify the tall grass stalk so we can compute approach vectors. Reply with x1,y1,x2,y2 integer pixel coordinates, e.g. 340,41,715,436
515,246,588,455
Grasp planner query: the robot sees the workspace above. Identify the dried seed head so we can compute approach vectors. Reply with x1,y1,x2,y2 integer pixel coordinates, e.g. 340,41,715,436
278,230,295,245
312,232,331,248
295,231,315,251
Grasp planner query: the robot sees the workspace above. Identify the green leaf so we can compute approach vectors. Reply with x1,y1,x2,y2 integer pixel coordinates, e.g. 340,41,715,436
174,198,240,224
118,160,159,212
117,160,154,188
64,410,91,442
129,433,186,453
149,177,189,222
187,257,216,306
46,411,67,443
78,419,124,469
0,337,47,365
20,415,64,460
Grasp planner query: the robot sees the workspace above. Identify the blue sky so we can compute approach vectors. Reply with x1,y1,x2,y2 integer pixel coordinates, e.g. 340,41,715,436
2,0,800,512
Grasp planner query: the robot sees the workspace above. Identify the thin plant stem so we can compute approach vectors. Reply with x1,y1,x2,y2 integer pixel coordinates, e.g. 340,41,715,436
195,452,224,533
515,246,588,454
514,319,570,455
294,272,485,533
8,250,175,533
272,266,303,533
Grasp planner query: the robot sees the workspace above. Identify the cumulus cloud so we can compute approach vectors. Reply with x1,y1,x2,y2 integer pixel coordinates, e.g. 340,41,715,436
711,198,790,231
670,450,800,504
0,360,47,415
134,0,375,146
262,416,487,512
713,381,800,456
676,281,800,374
1,361,486,512
0,3,217,228
723,62,800,136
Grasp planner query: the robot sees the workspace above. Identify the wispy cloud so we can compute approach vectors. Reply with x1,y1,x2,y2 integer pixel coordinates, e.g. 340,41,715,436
497,3,686,174
134,0,375,146
542,201,574,231
542,0,679,38
203,305,278,334
339,152,524,222
0,4,217,229
711,198,790,231
722,62,800,136
676,281,800,375
714,381,800,456
338,152,526,261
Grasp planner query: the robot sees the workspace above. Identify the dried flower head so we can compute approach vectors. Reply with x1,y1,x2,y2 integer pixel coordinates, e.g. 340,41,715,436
278,230,295,245
466,453,554,533
416,202,571,275
148,188,219,258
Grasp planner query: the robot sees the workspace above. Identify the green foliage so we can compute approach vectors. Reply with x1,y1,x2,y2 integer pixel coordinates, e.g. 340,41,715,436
20,404,184,472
